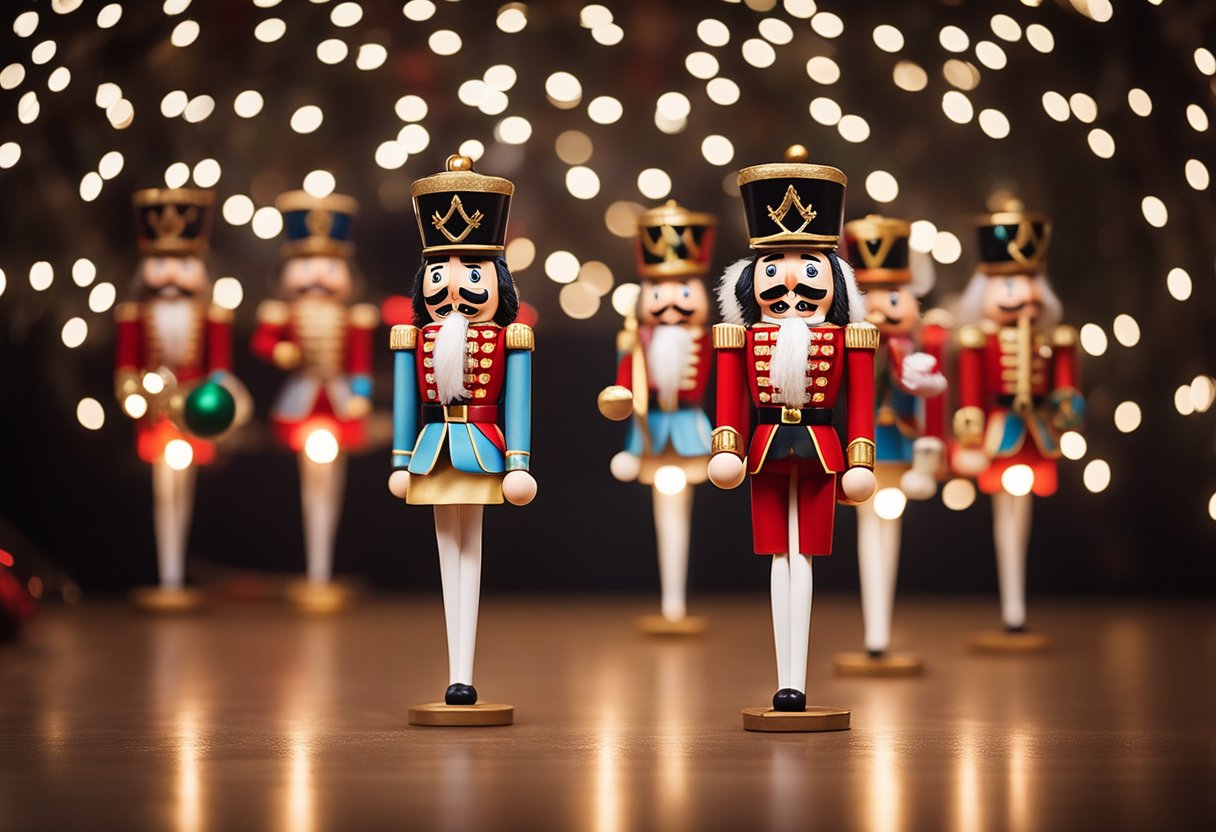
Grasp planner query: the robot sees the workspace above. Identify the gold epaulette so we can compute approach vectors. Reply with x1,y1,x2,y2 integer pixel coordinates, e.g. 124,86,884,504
845,321,880,350
389,324,418,351
958,324,987,349
615,328,636,353
350,302,380,329
921,307,955,330
505,322,534,351
207,304,233,324
712,323,745,349
114,301,140,323
1050,325,1078,348
257,299,289,326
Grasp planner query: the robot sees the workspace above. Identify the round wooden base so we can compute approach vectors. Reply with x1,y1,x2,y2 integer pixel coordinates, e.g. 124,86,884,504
636,614,709,636
742,706,851,733
408,702,514,727
968,630,1052,653
130,586,206,614
833,652,924,677
285,580,352,615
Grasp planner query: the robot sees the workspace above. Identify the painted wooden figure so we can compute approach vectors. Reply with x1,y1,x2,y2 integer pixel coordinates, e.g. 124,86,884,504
251,191,378,613
388,155,535,726
598,200,717,634
952,208,1083,651
709,146,877,731
834,215,949,676
114,188,238,611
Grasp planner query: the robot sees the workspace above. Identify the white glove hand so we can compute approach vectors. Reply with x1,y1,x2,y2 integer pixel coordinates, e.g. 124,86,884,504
502,470,538,506
609,451,641,482
841,467,878,503
900,352,947,398
388,470,410,499
707,453,746,490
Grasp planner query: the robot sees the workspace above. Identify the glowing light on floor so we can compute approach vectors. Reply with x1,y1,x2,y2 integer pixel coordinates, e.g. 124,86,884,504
654,466,688,496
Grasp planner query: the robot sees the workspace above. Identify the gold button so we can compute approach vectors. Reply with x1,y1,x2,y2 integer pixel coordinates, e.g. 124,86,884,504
480,357,493,368
816,377,828,387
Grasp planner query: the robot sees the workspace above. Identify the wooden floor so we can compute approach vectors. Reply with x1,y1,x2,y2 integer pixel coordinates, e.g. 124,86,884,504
1,594,1212,831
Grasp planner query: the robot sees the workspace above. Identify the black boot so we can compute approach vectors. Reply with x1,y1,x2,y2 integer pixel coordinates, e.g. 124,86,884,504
444,683,478,705
867,649,886,659
772,688,806,712
1006,623,1027,634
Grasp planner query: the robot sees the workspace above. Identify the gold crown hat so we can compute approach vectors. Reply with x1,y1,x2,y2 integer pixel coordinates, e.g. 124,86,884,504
975,208,1051,275
736,144,847,251
410,154,514,257
275,191,360,259
844,214,913,287
132,188,215,256
635,200,718,280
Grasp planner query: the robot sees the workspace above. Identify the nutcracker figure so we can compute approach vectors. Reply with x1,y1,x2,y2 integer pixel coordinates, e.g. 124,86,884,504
709,146,877,731
388,155,535,726
834,215,948,676
952,208,1083,651
597,200,717,634
251,191,378,613
114,188,241,612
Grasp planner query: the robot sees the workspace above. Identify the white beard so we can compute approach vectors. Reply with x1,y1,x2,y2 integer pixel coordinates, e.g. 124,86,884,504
646,324,693,411
433,314,471,405
770,317,811,407
148,298,198,367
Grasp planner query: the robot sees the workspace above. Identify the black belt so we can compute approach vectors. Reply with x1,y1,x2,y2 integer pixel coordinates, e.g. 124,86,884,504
422,404,499,424
756,406,833,426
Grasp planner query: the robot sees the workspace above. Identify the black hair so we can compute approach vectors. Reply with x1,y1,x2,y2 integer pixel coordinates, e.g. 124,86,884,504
734,251,851,327
411,254,519,327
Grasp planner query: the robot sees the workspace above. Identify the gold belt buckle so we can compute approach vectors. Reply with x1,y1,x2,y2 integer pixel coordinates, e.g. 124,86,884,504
781,405,802,425
445,404,468,423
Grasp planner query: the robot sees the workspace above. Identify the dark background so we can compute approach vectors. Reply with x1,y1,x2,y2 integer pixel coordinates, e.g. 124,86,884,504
0,0,1213,597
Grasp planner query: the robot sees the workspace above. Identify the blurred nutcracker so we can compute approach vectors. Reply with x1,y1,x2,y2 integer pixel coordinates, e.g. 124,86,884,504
388,155,535,726
598,200,717,634
251,191,378,613
834,215,948,676
709,146,877,731
114,189,243,611
952,207,1083,650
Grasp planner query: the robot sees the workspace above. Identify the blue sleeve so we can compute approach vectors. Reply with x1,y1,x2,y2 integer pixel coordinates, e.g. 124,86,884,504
392,350,419,469
504,348,532,472
351,374,373,399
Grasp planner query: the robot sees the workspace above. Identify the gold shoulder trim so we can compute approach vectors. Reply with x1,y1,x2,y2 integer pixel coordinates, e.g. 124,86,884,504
921,307,955,329
350,302,380,329
390,324,418,351
958,324,987,349
114,301,141,323
257,299,289,326
1050,325,1078,348
207,305,233,324
845,322,880,350
712,323,746,349
505,322,534,351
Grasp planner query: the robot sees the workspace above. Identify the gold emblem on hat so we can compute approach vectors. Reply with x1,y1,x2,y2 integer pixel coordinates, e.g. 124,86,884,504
305,208,334,238
767,185,817,235
1008,218,1050,269
432,194,484,244
640,224,703,263
149,205,197,241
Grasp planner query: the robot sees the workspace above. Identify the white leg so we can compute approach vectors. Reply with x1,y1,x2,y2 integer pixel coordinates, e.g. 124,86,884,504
455,505,484,686
770,553,791,692
299,452,347,585
434,505,462,686
152,461,185,590
174,465,195,582
787,470,813,694
855,499,890,654
993,492,1032,629
879,513,902,648
653,486,692,622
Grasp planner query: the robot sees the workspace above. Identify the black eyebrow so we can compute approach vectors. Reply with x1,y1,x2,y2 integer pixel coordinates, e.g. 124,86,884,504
429,265,443,272
800,254,816,261
761,253,783,262
460,258,483,266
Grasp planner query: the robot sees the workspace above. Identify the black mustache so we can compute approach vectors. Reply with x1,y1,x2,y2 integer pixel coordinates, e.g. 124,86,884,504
432,303,453,317
758,284,827,301
456,303,480,316
296,284,334,297
423,287,448,305
651,304,694,317
998,301,1042,314
459,286,490,304
149,284,195,299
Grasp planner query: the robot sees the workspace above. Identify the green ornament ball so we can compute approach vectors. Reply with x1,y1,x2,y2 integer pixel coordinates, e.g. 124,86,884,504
183,381,236,438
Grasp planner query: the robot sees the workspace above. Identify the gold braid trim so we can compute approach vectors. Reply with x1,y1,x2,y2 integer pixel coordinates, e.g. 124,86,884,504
505,322,534,351
846,438,876,469
389,324,418,351
953,406,985,446
1050,325,1078,347
713,323,746,349
711,426,744,457
845,322,880,350
958,324,986,349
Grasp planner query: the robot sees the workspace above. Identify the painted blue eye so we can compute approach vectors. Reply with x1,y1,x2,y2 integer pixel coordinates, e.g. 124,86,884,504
682,287,690,298
889,292,900,306
182,260,192,273
805,263,818,278
470,269,481,283
1005,279,1014,293
431,272,442,283
765,264,777,277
